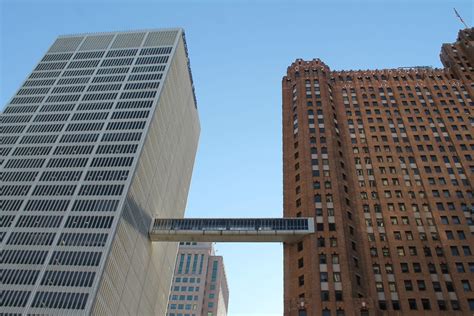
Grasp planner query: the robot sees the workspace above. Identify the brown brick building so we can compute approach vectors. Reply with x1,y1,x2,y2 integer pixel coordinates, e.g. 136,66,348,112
283,28,474,316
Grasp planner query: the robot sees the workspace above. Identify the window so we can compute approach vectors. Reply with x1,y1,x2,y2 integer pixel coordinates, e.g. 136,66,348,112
463,246,472,256
388,282,397,292
373,264,381,274
321,291,330,301
318,237,325,247
446,282,455,292
451,300,460,310
320,272,328,282
456,263,465,272
377,300,387,310
469,299,474,311
298,258,304,268
394,231,401,240
462,280,471,291
421,299,431,310
319,253,327,264
433,281,441,292
298,275,304,287
438,300,447,310
417,280,426,291
408,299,417,310
392,300,400,310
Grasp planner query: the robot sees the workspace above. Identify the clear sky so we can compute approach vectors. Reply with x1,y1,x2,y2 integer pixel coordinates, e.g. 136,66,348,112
1,0,472,315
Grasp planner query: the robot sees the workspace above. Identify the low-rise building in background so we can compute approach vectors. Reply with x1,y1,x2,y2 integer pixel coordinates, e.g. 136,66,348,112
167,242,229,316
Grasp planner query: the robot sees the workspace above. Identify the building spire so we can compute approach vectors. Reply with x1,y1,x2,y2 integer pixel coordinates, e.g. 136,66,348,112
454,8,469,28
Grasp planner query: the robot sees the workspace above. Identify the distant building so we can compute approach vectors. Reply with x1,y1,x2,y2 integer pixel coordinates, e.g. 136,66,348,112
282,28,474,315
168,242,229,316
0,29,200,315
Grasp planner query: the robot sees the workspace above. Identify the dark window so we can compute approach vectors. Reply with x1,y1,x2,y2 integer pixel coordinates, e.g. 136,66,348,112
421,299,431,310
438,300,447,310
468,299,474,311
451,300,460,310
321,291,330,301
298,275,304,287
298,258,304,268
408,299,417,310
392,301,400,310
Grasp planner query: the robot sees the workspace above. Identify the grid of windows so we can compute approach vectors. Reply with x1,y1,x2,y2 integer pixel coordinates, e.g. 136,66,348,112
167,243,228,316
0,29,181,313
283,29,474,315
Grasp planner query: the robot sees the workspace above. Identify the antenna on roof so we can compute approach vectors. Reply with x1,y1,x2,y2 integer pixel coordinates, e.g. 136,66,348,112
454,8,469,29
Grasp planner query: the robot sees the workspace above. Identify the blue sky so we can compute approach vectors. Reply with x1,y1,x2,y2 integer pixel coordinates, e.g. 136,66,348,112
1,1,472,315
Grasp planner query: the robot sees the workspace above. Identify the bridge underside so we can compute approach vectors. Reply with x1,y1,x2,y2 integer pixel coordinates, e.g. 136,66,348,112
149,218,314,243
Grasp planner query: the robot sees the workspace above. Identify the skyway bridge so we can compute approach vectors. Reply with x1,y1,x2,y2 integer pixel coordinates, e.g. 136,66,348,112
149,218,314,243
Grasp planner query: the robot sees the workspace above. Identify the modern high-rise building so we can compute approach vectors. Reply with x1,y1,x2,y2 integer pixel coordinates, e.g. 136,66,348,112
283,29,474,315
167,242,229,316
1,28,200,315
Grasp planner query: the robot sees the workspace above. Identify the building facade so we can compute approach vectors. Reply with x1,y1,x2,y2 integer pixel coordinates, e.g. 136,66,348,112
1,29,200,315
283,28,474,315
167,242,229,316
